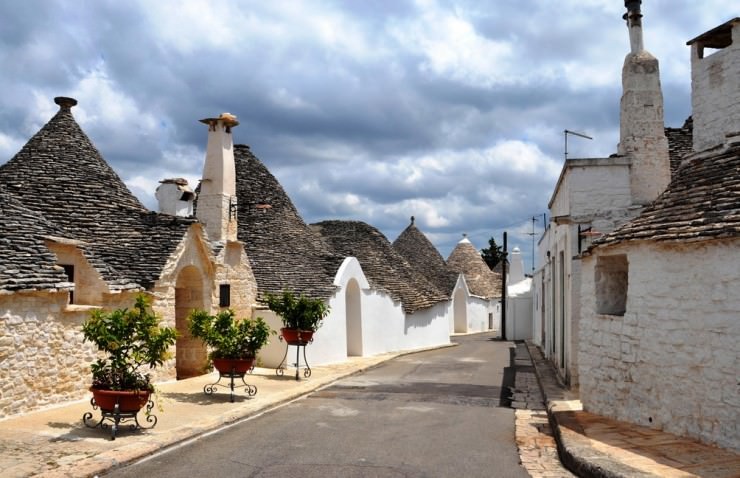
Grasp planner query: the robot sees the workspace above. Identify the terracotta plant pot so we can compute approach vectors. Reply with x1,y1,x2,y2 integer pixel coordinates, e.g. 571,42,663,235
90,388,150,413
281,327,314,345
212,357,255,375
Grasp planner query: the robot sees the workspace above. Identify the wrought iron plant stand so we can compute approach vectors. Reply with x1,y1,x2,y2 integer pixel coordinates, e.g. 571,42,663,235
83,394,156,440
276,331,313,380
204,363,258,402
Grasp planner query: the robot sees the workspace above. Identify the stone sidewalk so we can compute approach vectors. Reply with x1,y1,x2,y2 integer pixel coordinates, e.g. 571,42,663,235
523,341,740,478
0,350,420,478
512,341,577,477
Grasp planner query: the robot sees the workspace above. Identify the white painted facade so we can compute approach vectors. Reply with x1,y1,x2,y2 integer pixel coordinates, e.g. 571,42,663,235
534,4,671,386
579,240,740,451
576,17,740,451
450,275,500,335
258,257,452,369
534,156,637,385
505,248,533,341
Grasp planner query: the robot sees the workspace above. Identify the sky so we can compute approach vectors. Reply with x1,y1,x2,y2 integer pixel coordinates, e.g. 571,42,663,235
0,1,730,272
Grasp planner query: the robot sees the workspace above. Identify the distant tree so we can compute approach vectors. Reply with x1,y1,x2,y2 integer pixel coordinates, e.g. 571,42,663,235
480,237,505,270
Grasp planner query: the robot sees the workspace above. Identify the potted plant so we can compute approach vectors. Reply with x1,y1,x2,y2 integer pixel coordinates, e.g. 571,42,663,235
81,294,177,417
187,309,273,375
263,289,330,345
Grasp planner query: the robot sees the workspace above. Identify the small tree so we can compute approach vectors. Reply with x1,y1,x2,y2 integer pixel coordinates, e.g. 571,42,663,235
82,294,177,391
480,236,505,270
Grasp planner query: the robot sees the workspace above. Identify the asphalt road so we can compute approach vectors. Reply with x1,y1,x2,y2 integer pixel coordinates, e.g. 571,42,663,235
104,333,528,477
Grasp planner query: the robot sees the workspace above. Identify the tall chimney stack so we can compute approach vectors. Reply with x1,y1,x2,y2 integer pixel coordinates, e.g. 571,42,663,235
618,1,671,205
196,113,239,243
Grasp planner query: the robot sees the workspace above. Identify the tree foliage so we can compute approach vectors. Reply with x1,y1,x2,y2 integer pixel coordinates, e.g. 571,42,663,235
82,294,177,391
480,236,506,270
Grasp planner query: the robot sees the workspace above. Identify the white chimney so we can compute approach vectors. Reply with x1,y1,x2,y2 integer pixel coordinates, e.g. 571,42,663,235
687,18,740,152
196,113,239,243
155,178,195,216
509,247,525,284
618,0,670,206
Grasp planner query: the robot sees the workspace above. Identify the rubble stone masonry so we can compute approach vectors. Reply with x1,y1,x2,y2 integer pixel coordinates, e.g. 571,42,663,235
0,292,97,417
579,240,739,451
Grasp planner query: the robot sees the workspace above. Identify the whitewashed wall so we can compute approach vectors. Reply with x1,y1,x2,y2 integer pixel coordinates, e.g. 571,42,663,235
579,240,740,451
507,278,533,341
538,157,635,385
690,23,740,152
258,257,451,369
451,276,499,334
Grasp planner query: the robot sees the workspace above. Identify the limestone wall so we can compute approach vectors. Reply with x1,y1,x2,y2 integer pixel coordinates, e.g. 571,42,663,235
579,240,739,451
0,291,97,417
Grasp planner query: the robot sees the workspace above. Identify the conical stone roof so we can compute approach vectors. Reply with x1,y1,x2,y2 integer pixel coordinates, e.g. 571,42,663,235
596,143,740,246
0,98,195,290
446,236,502,299
392,217,457,296
0,186,70,291
312,219,448,313
234,144,338,300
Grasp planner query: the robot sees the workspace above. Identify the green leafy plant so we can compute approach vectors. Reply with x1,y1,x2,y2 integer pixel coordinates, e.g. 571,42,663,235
187,309,273,361
82,294,177,391
263,289,330,331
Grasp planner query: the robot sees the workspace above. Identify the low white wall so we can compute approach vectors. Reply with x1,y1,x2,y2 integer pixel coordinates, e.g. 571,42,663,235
466,296,491,333
506,296,533,341
579,240,740,451
257,257,451,369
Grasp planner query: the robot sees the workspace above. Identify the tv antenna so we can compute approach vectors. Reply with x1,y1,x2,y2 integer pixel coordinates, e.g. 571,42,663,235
564,129,593,161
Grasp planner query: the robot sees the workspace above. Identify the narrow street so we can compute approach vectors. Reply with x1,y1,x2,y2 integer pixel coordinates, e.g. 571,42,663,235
104,333,529,477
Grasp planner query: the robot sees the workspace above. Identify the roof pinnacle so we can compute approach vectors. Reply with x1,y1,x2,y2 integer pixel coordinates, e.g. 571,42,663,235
54,97,77,110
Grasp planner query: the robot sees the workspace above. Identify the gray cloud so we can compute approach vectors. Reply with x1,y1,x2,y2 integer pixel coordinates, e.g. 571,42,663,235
0,0,728,268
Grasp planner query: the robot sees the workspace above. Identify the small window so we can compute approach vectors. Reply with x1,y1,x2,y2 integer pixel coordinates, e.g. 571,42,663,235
62,264,75,304
595,255,628,316
219,284,231,308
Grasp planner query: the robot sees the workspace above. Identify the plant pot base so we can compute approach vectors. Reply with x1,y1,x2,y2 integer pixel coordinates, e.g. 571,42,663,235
83,388,157,440
204,358,258,402
277,328,313,381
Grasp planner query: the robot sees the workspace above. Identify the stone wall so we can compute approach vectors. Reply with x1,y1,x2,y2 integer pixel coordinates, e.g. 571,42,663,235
579,240,739,451
0,291,97,417
691,24,740,152
618,51,671,205
0,289,175,418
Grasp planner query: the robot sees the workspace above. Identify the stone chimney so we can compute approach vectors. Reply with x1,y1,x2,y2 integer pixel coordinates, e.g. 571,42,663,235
155,178,195,216
687,18,740,152
509,247,525,284
618,0,671,205
196,113,239,242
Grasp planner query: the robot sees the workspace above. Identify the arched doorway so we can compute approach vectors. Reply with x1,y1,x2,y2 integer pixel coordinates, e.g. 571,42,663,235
453,287,467,333
345,279,362,356
175,266,206,379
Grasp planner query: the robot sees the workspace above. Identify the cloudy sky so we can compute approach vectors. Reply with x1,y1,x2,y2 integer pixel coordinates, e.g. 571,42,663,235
0,1,729,271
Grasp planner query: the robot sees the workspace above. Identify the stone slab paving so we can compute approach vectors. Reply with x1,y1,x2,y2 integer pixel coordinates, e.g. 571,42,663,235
513,342,578,478
0,350,415,478
525,341,740,478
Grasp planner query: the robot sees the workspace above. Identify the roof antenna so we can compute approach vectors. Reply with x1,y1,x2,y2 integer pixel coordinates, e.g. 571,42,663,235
564,129,593,161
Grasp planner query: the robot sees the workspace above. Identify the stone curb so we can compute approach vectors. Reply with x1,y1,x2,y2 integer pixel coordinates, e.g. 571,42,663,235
34,342,459,478
523,341,651,478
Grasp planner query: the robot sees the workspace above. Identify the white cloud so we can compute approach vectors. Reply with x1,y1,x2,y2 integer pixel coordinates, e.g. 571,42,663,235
0,132,24,161
389,1,513,88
